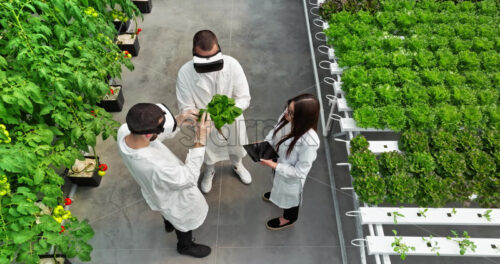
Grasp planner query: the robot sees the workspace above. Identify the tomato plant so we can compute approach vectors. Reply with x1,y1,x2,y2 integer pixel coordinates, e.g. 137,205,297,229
0,0,141,262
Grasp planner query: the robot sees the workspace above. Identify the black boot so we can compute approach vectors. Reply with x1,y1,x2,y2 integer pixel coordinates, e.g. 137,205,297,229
177,240,211,258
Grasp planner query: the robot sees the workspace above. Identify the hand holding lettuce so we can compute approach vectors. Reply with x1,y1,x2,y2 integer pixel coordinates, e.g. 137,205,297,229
199,94,243,140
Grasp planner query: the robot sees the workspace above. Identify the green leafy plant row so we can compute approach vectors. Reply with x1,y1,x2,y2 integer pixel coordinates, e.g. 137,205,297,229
324,0,499,132
349,134,499,207
0,0,141,263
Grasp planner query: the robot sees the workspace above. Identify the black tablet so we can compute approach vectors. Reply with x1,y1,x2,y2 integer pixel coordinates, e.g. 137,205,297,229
243,141,279,162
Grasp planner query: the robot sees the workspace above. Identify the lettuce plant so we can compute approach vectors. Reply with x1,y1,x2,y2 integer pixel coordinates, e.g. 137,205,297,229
456,129,482,152
436,48,458,70
348,149,379,178
450,38,473,53
408,152,436,176
392,49,413,67
350,134,370,153
399,129,429,153
430,129,458,150
434,150,467,178
380,105,406,131
395,67,421,85
416,174,451,207
467,149,496,176
458,50,481,71
451,86,476,106
421,68,444,85
346,84,376,109
414,49,436,68
379,151,407,176
353,106,382,128
477,89,498,106
386,171,419,204
375,84,401,105
354,175,387,205
461,105,483,129
436,104,462,131
428,85,450,105
407,103,436,130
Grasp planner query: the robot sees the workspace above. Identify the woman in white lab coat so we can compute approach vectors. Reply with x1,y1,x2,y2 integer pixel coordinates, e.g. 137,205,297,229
260,94,321,230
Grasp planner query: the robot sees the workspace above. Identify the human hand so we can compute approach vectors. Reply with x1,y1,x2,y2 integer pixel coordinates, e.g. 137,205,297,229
195,112,211,146
175,109,200,127
259,159,277,169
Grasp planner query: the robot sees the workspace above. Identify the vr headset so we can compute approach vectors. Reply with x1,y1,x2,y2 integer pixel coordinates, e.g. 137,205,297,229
129,103,177,135
193,45,224,73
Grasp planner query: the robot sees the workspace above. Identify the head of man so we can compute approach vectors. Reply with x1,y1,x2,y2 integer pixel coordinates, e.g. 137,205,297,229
192,30,223,73
126,103,175,142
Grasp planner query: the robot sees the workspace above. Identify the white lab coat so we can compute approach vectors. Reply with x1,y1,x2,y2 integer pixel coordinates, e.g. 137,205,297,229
265,115,320,209
117,109,208,232
176,55,251,165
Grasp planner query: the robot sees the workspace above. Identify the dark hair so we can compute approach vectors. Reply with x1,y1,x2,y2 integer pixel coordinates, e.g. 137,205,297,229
273,94,320,157
193,30,218,52
126,103,165,134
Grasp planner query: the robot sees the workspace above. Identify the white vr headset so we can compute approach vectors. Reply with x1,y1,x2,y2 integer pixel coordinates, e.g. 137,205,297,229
193,45,224,73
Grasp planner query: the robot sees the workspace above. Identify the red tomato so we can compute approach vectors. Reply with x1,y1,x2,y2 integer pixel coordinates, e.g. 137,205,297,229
64,198,72,205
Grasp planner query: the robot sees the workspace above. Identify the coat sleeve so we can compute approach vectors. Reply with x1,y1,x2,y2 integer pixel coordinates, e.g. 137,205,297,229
176,68,198,113
154,147,205,191
275,143,319,180
231,60,251,111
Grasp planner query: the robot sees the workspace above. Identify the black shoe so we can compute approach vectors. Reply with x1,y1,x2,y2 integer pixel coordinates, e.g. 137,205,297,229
163,220,174,233
266,217,295,231
262,192,271,203
177,242,211,258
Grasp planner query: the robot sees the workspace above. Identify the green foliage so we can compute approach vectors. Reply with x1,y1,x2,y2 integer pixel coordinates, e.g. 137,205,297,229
447,230,477,256
379,151,406,176
408,152,436,176
0,0,140,262
199,94,243,129
416,174,451,207
392,230,416,260
399,130,429,153
354,175,386,205
327,0,500,206
386,171,419,204
350,134,370,153
348,150,379,178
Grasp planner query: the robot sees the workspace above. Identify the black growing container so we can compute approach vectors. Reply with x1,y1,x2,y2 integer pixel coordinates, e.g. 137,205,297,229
64,156,102,187
39,254,72,264
116,33,140,57
132,0,153,13
98,85,124,112
113,19,131,34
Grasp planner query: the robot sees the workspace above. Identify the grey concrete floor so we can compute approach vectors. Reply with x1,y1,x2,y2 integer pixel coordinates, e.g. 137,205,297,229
69,0,342,263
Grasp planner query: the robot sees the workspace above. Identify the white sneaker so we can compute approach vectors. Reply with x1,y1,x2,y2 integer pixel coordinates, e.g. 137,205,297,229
200,167,215,194
233,163,252,185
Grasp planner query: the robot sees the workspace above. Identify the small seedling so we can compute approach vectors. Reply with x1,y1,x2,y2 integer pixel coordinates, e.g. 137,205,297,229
447,208,457,217
483,209,492,222
417,208,428,218
447,230,477,256
392,230,415,260
388,211,405,224
422,235,440,256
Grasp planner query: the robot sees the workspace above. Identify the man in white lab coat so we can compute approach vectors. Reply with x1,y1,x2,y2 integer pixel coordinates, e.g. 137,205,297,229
117,103,212,258
176,30,252,193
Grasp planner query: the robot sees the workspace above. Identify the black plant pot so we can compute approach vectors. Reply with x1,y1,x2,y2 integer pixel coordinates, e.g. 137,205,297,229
39,254,72,264
113,19,131,34
116,33,140,57
132,0,153,13
64,156,102,187
98,85,124,112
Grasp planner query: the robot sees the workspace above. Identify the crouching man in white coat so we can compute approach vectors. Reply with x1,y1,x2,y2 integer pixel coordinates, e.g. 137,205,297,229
176,30,252,193
117,103,212,258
